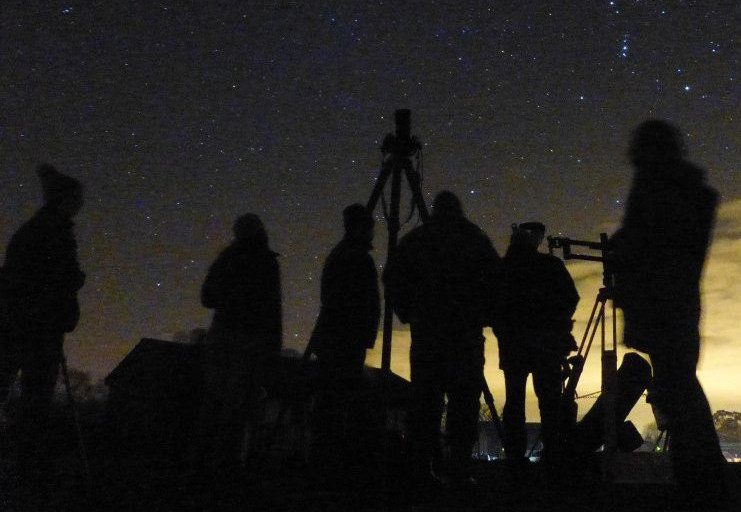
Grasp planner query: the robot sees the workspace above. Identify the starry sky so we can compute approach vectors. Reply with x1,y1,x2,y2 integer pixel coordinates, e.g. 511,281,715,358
1,1,739,420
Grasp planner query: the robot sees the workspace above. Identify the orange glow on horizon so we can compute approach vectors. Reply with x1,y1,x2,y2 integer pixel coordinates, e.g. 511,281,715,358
366,199,741,431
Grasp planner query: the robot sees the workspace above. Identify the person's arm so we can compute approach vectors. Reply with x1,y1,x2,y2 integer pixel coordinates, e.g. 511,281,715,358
264,257,283,351
354,255,380,348
556,259,580,317
201,250,229,309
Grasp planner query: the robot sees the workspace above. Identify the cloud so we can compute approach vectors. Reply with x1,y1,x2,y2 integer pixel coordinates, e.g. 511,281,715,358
697,199,741,412
367,199,741,429
568,199,741,424
703,199,741,346
69,198,740,428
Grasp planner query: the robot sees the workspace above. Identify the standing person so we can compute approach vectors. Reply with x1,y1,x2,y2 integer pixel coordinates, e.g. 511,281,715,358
383,191,501,489
309,203,380,488
193,213,282,483
0,164,86,485
611,119,727,507
495,222,579,474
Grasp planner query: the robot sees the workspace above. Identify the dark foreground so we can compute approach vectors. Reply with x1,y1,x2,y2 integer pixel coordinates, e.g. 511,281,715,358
1,400,739,512
2,437,740,512
166,456,741,512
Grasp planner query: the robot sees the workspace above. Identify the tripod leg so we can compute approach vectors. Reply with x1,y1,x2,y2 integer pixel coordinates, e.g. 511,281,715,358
563,294,607,404
568,353,652,454
60,351,93,496
481,375,504,443
366,160,393,213
403,160,429,222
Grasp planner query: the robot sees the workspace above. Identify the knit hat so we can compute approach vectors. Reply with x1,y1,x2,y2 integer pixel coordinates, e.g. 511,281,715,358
628,119,686,164
233,213,266,241
511,221,546,247
37,164,82,206
432,190,463,219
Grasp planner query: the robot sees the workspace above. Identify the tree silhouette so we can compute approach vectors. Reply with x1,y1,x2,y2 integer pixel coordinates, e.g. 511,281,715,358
713,410,741,442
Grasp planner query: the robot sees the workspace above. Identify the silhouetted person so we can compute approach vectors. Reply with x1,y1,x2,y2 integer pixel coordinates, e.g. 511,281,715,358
192,214,282,483
0,164,85,489
611,120,727,507
309,204,380,487
383,191,501,489
494,222,578,474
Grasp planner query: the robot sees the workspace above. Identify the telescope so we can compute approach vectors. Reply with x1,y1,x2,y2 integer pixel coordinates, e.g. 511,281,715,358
549,231,651,481
547,234,610,263
548,233,616,291
380,109,422,158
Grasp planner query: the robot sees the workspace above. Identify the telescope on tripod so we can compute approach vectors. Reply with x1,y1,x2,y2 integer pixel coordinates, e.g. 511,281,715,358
548,234,651,480
366,109,428,377
366,109,503,440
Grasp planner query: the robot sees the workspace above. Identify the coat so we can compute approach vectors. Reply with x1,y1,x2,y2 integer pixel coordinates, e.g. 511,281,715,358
383,215,501,340
309,237,380,359
495,243,579,370
201,239,282,354
611,159,717,353
0,206,84,334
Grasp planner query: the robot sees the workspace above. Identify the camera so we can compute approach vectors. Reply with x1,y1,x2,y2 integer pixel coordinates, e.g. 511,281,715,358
381,109,422,157
547,234,610,263
548,233,616,290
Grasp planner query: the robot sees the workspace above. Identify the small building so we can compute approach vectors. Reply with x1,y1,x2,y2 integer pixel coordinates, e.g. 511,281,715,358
104,338,412,466
104,338,204,466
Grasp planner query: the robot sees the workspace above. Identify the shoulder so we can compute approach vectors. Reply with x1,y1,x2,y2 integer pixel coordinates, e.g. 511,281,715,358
13,210,49,236
450,218,494,248
400,223,427,241
472,224,495,250
535,253,570,276
397,224,428,251
683,162,718,205
9,211,70,248
663,161,718,213
213,244,240,263
327,240,368,261
538,252,565,265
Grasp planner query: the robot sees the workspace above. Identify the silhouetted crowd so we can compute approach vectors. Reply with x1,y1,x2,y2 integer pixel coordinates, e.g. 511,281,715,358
0,120,730,510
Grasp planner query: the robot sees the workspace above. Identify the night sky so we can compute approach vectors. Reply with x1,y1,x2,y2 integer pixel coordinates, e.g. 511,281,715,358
1,0,738,419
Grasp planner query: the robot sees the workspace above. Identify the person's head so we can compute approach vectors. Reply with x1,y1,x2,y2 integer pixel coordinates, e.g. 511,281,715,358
37,164,84,217
510,221,545,249
628,119,686,166
431,190,463,220
233,213,268,246
343,203,374,243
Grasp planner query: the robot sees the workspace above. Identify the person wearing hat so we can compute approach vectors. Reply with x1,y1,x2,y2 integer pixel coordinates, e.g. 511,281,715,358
495,221,579,473
192,213,282,482
610,120,727,507
308,203,380,488
0,164,86,483
383,190,501,490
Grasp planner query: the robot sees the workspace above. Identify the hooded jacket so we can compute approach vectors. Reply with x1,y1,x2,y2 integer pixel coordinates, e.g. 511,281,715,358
202,237,282,352
310,236,380,358
1,206,85,334
384,214,501,338
612,159,717,352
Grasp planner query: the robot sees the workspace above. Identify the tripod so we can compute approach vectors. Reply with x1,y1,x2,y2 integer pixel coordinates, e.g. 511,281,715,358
366,109,427,384
60,349,94,499
549,234,621,478
261,111,429,461
366,109,503,440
